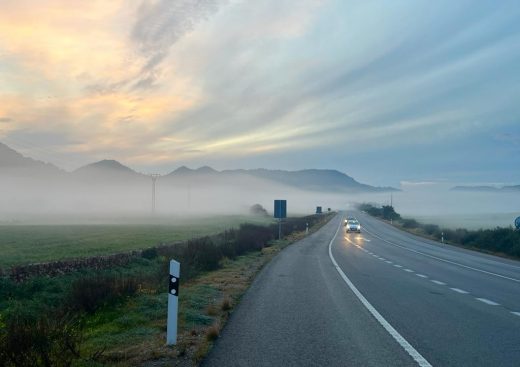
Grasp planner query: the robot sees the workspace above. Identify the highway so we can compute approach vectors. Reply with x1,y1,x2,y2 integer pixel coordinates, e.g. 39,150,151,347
203,212,520,366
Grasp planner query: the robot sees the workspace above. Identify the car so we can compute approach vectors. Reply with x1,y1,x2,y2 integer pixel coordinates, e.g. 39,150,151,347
344,216,356,226
346,219,361,233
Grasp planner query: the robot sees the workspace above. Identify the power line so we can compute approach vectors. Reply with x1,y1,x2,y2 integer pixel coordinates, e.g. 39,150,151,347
150,174,161,215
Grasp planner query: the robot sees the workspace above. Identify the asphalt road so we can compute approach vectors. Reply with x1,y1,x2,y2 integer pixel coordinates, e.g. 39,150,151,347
203,212,520,366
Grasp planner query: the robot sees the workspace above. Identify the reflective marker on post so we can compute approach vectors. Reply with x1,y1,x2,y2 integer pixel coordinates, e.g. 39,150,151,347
167,260,180,345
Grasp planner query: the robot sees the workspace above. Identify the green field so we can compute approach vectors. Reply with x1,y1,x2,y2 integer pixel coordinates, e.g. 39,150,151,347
0,215,273,268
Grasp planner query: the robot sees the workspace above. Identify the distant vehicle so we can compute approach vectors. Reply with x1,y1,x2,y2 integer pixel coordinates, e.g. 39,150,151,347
344,216,356,226
346,219,361,233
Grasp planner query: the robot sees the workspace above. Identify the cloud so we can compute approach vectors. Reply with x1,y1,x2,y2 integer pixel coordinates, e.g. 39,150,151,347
0,117,12,123
1,0,520,184
130,0,225,84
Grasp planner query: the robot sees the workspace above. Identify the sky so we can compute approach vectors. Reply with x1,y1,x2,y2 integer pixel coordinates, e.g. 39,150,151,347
0,0,519,187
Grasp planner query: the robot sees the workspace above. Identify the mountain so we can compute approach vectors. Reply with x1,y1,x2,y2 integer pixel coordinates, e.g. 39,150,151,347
0,141,397,192
74,159,141,176
0,142,63,176
72,159,147,184
451,185,520,193
168,165,218,176
167,167,398,193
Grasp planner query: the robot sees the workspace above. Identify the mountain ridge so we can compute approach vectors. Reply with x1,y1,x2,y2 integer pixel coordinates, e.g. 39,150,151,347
0,141,398,192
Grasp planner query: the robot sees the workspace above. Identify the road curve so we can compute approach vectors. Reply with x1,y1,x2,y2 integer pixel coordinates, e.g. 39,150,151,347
203,212,520,366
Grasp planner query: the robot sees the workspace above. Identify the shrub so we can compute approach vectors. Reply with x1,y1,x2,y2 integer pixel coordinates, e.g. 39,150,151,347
236,224,272,254
249,204,269,216
221,297,231,312
0,310,83,367
183,237,222,272
206,323,220,341
401,218,419,229
69,275,138,314
141,247,158,260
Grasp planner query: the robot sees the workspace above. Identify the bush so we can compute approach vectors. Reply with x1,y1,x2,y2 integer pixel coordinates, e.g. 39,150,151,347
249,204,269,216
183,237,222,272
69,275,138,314
0,310,83,367
236,224,272,254
141,247,158,260
401,218,419,229
382,205,401,221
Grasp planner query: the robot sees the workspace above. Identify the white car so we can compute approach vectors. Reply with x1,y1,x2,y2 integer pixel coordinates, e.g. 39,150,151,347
346,220,361,233
344,216,355,226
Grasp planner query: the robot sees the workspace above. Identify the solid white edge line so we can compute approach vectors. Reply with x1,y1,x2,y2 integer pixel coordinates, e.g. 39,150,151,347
476,298,500,306
328,218,433,367
361,226,520,284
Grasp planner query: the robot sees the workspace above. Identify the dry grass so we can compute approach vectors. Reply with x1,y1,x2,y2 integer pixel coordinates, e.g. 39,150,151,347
220,297,232,312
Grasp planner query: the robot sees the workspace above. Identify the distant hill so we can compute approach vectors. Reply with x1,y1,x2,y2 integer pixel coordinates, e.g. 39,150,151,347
451,185,520,193
0,142,63,176
0,141,398,192
166,166,398,193
73,159,144,177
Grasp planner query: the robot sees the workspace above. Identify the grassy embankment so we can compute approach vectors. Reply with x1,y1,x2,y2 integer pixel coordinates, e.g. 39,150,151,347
0,213,335,366
358,203,520,259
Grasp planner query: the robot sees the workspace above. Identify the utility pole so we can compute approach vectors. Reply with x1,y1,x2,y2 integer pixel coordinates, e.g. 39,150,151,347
390,192,393,207
151,174,160,215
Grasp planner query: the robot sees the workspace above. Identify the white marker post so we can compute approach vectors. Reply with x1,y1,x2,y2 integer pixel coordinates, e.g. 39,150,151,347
167,260,180,345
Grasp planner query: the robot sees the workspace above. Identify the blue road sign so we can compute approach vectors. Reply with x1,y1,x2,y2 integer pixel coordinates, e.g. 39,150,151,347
316,206,322,214
515,216,520,230
274,200,287,219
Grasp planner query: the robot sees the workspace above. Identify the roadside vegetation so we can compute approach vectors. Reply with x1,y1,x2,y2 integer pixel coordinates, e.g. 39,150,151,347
358,203,520,259
0,212,334,366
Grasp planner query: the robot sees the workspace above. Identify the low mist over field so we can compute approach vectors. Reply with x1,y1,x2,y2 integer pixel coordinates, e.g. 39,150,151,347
0,142,394,223
367,182,520,229
1,142,519,228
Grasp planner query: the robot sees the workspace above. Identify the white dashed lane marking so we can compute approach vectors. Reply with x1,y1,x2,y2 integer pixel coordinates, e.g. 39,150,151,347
347,225,520,320
331,221,433,367
431,280,446,285
476,298,500,306
450,288,469,294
